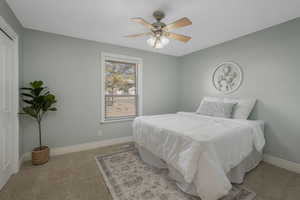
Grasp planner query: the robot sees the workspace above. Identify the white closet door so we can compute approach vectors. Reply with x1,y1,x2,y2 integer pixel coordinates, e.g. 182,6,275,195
0,31,15,190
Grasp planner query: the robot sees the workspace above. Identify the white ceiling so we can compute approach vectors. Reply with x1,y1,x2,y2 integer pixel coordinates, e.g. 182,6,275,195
7,0,300,56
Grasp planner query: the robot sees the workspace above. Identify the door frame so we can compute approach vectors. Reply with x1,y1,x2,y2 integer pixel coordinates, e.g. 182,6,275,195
0,16,19,173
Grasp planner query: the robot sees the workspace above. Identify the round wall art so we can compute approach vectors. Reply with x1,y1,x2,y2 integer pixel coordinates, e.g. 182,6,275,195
212,62,243,94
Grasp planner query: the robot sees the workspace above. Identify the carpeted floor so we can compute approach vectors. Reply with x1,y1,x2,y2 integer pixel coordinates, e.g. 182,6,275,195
0,142,299,200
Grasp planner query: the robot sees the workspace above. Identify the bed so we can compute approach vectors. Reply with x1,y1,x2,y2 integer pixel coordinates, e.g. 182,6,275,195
133,111,265,200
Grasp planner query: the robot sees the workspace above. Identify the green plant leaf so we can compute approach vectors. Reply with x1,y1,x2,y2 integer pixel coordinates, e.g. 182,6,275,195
32,87,45,96
21,93,34,98
23,99,33,105
23,107,37,118
49,107,57,111
30,80,44,89
45,94,55,101
42,101,51,111
20,81,57,121
35,96,45,103
20,87,33,91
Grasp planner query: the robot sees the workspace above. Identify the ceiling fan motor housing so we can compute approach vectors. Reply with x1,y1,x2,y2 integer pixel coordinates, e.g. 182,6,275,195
153,10,165,21
152,10,166,31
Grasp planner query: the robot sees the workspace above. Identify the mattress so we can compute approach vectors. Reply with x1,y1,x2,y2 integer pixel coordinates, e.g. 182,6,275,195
133,112,265,200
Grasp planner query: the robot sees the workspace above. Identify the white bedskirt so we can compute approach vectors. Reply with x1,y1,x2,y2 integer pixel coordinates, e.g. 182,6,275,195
136,144,262,196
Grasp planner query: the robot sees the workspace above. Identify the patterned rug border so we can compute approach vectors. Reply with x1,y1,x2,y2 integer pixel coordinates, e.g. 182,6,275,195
94,144,135,200
223,186,256,200
95,154,119,200
95,144,256,200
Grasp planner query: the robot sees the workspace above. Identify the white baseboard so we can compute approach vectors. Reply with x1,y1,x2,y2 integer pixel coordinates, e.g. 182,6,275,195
19,154,26,168
20,139,300,175
21,136,133,162
263,154,300,174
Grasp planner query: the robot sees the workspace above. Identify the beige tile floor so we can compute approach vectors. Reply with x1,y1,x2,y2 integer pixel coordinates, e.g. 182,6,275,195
0,143,299,200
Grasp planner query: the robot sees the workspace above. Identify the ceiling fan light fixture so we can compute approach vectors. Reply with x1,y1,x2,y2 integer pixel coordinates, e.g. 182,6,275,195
147,35,169,49
160,36,169,46
127,11,191,48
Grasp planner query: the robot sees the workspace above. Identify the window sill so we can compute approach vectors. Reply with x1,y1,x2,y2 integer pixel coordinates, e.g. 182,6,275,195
100,117,136,124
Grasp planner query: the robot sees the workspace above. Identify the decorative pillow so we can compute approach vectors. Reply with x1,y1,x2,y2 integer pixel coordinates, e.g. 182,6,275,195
196,100,236,118
197,96,223,108
202,96,223,102
196,96,223,114
224,98,256,119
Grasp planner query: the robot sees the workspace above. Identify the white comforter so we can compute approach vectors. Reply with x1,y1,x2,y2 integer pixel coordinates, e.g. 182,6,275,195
133,112,265,200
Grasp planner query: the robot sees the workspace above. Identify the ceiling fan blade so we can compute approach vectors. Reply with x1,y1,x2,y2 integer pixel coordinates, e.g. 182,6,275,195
125,32,152,38
163,17,192,31
131,17,154,29
165,32,191,43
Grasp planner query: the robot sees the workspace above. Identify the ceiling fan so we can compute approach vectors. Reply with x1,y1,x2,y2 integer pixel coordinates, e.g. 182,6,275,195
126,10,192,49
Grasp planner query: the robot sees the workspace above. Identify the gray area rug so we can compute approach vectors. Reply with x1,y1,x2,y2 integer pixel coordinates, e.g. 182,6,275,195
95,144,256,200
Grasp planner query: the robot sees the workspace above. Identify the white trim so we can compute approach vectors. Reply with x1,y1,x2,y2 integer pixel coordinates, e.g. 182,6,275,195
19,154,26,169
0,17,19,174
21,136,133,162
100,52,143,123
263,154,300,174
0,17,18,41
100,117,135,124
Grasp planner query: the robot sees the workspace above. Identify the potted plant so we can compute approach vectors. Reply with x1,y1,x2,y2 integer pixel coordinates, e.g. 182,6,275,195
20,81,57,165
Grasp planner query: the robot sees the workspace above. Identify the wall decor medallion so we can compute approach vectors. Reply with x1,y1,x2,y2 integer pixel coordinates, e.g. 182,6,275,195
212,62,243,94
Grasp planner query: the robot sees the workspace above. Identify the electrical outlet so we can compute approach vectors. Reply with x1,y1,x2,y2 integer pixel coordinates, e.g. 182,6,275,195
97,130,103,136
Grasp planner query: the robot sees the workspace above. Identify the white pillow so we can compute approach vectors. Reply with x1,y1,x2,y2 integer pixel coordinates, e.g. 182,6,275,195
197,96,222,112
198,96,223,106
224,98,256,119
196,100,236,118
202,96,223,102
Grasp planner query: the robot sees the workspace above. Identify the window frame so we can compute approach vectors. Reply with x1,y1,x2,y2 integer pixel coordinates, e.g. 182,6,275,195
100,52,143,123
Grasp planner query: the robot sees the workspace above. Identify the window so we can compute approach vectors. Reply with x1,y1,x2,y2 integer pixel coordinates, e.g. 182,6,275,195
101,53,142,122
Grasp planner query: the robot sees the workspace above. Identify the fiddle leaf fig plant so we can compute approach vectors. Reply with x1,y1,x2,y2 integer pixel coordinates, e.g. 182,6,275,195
20,81,57,150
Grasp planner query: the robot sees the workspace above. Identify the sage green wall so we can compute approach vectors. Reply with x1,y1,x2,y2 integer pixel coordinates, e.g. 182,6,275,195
22,29,180,153
179,18,300,163
0,0,23,155
19,10,300,164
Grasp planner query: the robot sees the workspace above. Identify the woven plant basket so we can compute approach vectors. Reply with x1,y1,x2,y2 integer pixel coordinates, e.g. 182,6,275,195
32,146,49,165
